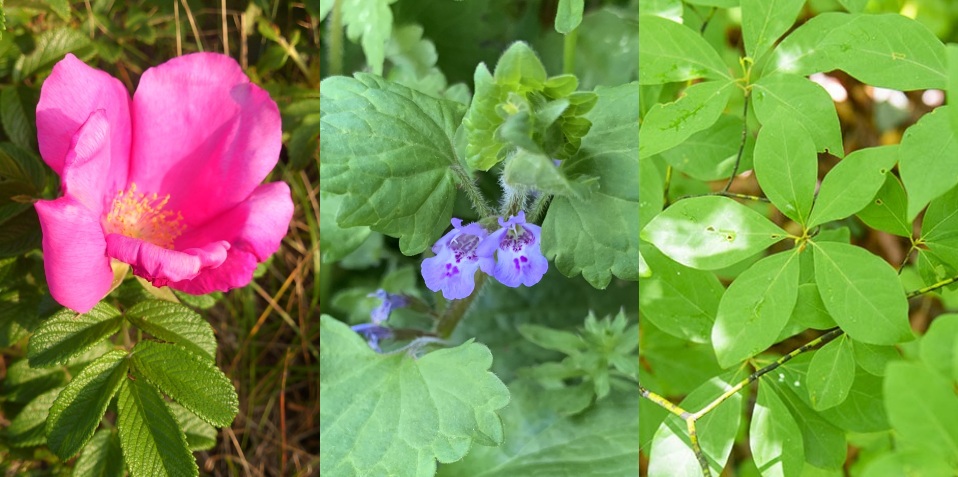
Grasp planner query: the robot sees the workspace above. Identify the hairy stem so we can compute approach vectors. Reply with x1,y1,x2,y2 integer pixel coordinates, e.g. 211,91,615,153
435,273,487,339
452,166,495,218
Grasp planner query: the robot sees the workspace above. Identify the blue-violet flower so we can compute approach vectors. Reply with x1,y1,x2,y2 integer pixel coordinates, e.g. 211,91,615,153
478,211,548,287
421,218,489,300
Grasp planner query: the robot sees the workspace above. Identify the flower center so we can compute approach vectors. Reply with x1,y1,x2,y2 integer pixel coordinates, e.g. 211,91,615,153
104,183,185,249
449,233,480,262
500,225,534,252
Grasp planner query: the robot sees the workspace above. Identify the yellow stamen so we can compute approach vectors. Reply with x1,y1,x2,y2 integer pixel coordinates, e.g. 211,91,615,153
104,183,185,249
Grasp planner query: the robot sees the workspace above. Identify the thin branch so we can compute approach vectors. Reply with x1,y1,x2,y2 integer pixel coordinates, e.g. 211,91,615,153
907,275,958,298
721,94,751,193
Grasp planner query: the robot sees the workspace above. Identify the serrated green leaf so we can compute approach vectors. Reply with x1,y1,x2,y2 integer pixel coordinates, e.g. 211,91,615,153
807,336,855,410
812,241,912,345
856,174,912,237
659,114,754,182
117,375,197,477
638,15,730,85
555,0,584,34
2,358,66,403
713,251,800,368
752,74,844,158
641,196,788,270
741,0,805,61
753,114,818,224
0,85,37,152
647,370,745,477
765,13,946,90
436,380,637,476
73,429,124,477
544,83,639,288
320,315,510,477
130,341,237,428
319,74,465,255
808,145,898,228
639,80,735,159
340,0,396,75
16,28,91,80
7,386,61,447
639,245,723,343
885,361,958,461
751,381,804,477
169,401,217,451
900,106,958,221
125,301,216,361
46,350,128,460
28,303,122,368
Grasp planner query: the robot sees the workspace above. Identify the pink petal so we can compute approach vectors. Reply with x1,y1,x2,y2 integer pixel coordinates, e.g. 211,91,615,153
59,110,112,214
36,53,131,191
105,234,230,286
35,196,113,313
127,53,282,228
168,182,293,294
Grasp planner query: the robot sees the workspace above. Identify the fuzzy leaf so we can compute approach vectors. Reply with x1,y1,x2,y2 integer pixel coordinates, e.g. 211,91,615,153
125,301,216,361
117,375,197,477
28,303,122,368
73,429,125,477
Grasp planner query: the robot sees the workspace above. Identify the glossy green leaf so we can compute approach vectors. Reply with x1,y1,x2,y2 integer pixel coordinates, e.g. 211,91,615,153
754,73,845,159
885,361,958,461
555,0,584,34
28,303,122,368
808,145,898,228
73,429,125,477
117,375,197,477
544,83,639,288
437,380,637,476
125,301,216,361
639,80,735,159
768,377,847,469
320,315,510,477
753,114,819,224
750,381,804,477
741,0,805,60
712,251,800,368
130,341,237,428
807,336,855,410
812,241,912,344
46,350,128,460
647,371,745,476
900,106,958,221
919,313,958,381
765,13,946,90
853,341,900,376
639,15,730,84
7,386,61,447
639,245,723,343
856,174,912,237
320,74,466,255
819,368,889,433
641,196,788,270
659,114,754,181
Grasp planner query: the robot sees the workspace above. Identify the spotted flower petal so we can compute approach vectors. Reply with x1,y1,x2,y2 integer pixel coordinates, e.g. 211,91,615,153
421,218,489,300
478,211,548,288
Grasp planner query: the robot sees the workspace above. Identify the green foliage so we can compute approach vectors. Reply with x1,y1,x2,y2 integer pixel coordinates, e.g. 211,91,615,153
28,303,123,367
72,430,124,477
117,376,197,477
125,301,216,361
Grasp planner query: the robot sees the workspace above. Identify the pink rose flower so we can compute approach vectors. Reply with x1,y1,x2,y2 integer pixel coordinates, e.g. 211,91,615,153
34,53,293,313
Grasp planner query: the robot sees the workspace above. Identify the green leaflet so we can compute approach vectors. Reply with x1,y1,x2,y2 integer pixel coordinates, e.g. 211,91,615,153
753,114,818,225
46,350,128,460
741,0,805,61
7,386,61,447
543,83,638,288
921,184,958,266
319,74,465,255
750,381,804,477
73,429,125,477
170,401,217,451
659,114,755,182
852,340,900,376
752,74,844,158
885,361,958,462
647,370,745,477
900,106,958,221
856,174,912,237
117,375,197,477
320,315,510,477
2,357,66,403
340,0,397,75
808,145,898,228
712,250,800,368
639,245,723,344
0,86,38,152
638,15,730,85
130,341,237,428
639,79,735,160
819,368,890,433
28,303,122,368
641,196,788,270
554,0,584,34
812,241,913,345
806,336,855,410
768,372,848,469
764,13,946,90
125,301,216,361
949,44,958,134
15,28,92,81
918,313,958,381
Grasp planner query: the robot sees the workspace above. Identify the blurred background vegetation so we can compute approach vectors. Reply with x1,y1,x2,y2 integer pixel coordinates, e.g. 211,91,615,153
0,0,318,475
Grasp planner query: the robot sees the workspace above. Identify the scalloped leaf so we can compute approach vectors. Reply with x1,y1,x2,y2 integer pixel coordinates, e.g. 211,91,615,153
73,429,124,477
7,386,62,447
117,375,197,477
28,302,122,368
125,301,216,361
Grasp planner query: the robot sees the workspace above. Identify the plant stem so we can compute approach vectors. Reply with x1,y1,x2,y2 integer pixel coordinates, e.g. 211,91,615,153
907,275,958,298
528,192,552,223
721,93,750,193
562,27,578,75
327,0,344,76
435,273,486,339
452,166,495,218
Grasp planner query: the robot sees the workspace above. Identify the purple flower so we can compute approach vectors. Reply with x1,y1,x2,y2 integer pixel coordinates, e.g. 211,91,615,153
368,289,407,324
350,323,392,352
421,218,489,299
478,211,548,288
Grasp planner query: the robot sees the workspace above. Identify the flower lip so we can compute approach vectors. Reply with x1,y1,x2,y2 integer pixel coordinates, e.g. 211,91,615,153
421,217,490,300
